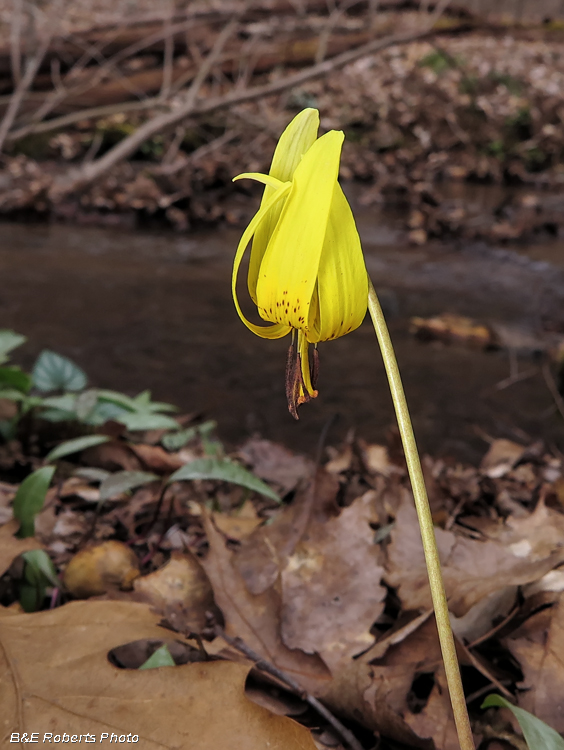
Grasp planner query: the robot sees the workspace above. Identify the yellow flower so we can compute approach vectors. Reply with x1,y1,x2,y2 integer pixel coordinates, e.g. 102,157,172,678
232,108,368,418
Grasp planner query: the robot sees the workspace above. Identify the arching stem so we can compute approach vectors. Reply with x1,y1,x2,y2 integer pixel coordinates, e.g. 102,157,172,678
367,278,475,750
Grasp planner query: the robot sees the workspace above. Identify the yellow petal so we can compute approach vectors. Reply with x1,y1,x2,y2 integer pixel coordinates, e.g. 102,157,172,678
248,109,319,303
309,182,368,342
255,130,345,333
232,181,292,340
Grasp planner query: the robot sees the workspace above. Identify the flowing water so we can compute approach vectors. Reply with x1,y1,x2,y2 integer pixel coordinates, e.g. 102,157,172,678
2,187,564,464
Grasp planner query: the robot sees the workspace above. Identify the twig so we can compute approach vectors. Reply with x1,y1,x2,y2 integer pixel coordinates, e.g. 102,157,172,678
213,623,365,750
47,10,453,200
494,366,538,392
0,0,63,153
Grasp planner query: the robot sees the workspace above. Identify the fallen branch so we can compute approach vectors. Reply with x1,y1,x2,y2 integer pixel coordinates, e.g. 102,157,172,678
48,5,453,201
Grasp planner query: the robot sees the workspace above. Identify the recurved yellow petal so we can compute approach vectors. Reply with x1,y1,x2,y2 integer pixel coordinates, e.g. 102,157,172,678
248,109,319,302
255,130,344,334
232,181,292,339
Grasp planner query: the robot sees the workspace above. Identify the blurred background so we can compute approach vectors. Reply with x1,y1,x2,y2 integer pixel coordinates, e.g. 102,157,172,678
2,0,564,462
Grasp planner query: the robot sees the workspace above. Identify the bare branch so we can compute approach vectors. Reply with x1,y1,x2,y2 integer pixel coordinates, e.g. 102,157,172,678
48,12,449,200
0,0,64,153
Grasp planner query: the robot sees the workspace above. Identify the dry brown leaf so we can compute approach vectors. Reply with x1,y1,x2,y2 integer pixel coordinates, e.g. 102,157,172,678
386,494,564,617
0,520,41,577
281,489,386,673
133,550,215,631
320,617,452,749
505,593,564,733
237,438,313,496
235,470,341,596
480,439,527,479
409,313,494,349
199,509,331,694
213,501,263,541
405,671,460,750
128,443,185,473
0,600,317,749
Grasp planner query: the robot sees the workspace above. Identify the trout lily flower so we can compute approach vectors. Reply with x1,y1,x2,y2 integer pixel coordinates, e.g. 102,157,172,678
232,108,368,418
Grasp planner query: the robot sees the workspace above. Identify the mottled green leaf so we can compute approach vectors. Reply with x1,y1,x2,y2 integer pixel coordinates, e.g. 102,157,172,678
168,458,279,502
32,350,87,392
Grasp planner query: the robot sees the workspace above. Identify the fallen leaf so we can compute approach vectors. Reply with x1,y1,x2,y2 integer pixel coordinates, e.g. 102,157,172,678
128,443,185,473
133,551,215,631
386,494,564,617
320,617,452,749
237,438,314,496
0,600,318,749
409,313,494,349
199,509,331,694
281,489,386,672
505,592,564,733
480,439,527,479
0,520,41,576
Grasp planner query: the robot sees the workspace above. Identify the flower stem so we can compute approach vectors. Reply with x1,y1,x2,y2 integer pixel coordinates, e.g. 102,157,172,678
367,278,475,750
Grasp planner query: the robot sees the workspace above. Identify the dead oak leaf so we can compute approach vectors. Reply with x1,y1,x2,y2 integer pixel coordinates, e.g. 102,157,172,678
505,592,564,733
386,494,564,617
199,510,331,695
320,618,454,749
0,600,317,750
0,520,41,577
281,488,386,673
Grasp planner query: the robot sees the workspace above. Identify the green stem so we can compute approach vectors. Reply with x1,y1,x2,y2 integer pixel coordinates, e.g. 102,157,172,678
367,278,475,750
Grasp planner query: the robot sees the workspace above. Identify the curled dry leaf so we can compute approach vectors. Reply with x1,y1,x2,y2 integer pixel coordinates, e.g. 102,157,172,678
0,600,318,750
64,540,140,598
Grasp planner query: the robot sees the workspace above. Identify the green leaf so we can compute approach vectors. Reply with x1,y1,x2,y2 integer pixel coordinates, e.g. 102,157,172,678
45,434,111,463
32,350,88,392
13,466,56,538
0,387,28,402
99,470,159,502
22,549,60,587
168,458,279,502
75,389,99,421
118,412,179,431
40,394,78,411
73,467,111,483
0,330,26,364
96,389,139,411
139,644,175,670
482,695,564,750
82,399,129,426
161,420,217,452
20,549,60,612
0,366,32,393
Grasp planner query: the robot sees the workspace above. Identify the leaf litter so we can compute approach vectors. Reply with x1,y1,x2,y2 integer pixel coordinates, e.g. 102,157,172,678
1,420,564,748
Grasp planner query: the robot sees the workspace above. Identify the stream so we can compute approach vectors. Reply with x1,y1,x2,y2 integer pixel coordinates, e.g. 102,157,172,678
2,185,564,464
